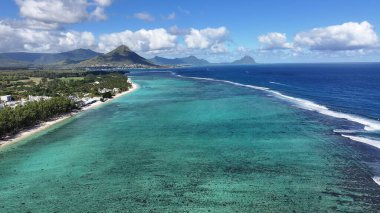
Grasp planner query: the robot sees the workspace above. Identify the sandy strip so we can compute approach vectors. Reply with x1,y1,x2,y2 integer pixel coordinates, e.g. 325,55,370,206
0,82,139,148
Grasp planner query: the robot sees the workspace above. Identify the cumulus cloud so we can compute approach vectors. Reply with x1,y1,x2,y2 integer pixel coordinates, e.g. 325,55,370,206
258,32,293,50
98,28,177,52
15,0,88,24
294,21,378,51
168,25,188,35
0,20,96,52
2,19,60,30
58,31,96,49
0,0,110,53
133,12,155,22
185,27,229,53
15,0,112,26
91,6,108,21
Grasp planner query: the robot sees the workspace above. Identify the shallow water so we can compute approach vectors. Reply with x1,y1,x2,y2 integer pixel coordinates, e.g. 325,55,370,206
174,64,380,149
0,73,379,212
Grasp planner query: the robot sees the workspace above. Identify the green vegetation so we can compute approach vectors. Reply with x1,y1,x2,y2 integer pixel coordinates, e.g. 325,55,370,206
58,77,85,82
0,70,132,98
79,45,156,67
0,69,132,139
0,97,76,138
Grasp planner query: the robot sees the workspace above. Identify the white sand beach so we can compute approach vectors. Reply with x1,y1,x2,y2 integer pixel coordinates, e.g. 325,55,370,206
0,82,139,148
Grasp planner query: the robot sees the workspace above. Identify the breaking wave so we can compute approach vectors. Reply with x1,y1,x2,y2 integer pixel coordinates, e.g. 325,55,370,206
175,73,380,149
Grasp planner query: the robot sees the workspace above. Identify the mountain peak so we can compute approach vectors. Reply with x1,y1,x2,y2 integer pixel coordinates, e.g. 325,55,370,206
113,45,131,52
232,55,256,65
104,45,135,58
150,55,210,66
241,55,253,60
79,44,156,67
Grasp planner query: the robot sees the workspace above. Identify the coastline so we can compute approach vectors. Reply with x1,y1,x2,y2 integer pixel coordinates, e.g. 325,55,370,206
0,82,139,148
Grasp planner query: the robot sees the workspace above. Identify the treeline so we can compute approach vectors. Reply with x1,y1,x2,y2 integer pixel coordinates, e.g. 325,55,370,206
0,97,76,138
0,70,130,81
1,71,132,98
29,73,132,97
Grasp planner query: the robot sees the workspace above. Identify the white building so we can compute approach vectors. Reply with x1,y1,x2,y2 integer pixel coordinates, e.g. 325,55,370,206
28,95,51,101
82,98,97,106
98,88,112,94
1,95,12,102
113,88,120,93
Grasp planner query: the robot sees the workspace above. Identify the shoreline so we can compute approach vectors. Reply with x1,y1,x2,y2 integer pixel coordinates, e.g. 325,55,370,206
0,82,139,148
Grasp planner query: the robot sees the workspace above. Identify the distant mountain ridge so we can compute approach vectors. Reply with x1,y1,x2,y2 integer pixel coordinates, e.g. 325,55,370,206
151,55,256,66
0,46,256,68
151,56,210,66
79,45,156,67
0,49,100,67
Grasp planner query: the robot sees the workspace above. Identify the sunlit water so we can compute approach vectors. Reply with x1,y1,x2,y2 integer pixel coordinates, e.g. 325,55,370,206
0,73,379,212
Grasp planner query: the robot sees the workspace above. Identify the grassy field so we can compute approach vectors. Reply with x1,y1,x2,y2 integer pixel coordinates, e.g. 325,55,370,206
58,77,85,82
16,77,43,84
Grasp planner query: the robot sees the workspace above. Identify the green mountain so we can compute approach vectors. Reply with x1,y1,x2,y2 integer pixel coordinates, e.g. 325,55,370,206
79,45,156,67
150,55,210,66
0,49,100,67
35,49,100,64
0,55,29,67
231,56,256,65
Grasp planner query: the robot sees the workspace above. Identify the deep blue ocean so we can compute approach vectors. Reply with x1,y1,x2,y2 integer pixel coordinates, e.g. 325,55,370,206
171,63,380,149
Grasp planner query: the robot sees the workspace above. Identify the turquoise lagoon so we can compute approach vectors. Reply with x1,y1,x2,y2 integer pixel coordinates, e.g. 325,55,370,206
0,73,379,212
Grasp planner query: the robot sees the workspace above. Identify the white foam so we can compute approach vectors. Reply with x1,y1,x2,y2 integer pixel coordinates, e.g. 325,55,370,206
175,74,380,132
373,176,380,185
333,129,358,134
175,74,269,91
269,81,289,86
341,134,380,149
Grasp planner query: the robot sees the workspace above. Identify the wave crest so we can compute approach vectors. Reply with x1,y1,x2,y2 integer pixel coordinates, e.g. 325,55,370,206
175,73,380,148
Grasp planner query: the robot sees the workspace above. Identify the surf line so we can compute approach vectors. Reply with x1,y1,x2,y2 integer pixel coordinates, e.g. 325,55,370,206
174,74,380,141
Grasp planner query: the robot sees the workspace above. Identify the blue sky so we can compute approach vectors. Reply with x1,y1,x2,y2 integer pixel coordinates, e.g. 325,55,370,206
0,0,380,62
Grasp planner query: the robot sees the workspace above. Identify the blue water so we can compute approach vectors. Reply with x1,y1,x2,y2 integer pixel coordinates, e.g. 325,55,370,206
1,69,380,211
168,63,380,150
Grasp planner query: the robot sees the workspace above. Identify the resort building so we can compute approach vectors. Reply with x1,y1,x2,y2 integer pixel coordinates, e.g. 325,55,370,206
28,95,51,101
98,88,112,94
1,95,12,102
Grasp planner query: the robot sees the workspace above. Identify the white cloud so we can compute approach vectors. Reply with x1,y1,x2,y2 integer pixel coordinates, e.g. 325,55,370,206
184,27,229,53
210,43,227,53
98,28,177,52
294,21,378,51
0,20,96,52
15,0,88,24
168,25,188,35
58,31,96,49
91,6,107,21
165,12,176,20
94,0,112,7
15,0,112,26
133,12,155,22
236,46,252,56
2,19,60,30
258,32,293,50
